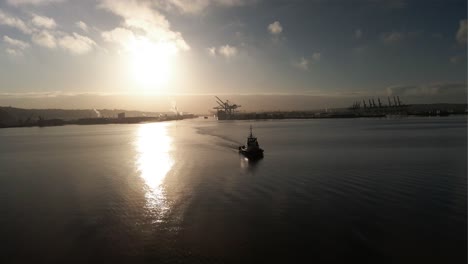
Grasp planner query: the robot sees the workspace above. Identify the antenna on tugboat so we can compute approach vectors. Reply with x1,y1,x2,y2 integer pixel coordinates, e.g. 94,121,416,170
250,125,253,137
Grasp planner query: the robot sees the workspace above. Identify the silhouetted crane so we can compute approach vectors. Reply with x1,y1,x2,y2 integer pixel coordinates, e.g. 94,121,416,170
213,96,241,119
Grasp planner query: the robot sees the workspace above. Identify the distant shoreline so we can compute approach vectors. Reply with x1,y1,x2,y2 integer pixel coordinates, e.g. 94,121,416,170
0,106,197,129
1,103,466,129
0,107,196,128
213,103,467,120
0,116,196,129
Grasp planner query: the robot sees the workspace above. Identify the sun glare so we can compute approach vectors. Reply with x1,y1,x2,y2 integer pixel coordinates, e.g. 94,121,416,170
135,122,174,221
128,38,177,90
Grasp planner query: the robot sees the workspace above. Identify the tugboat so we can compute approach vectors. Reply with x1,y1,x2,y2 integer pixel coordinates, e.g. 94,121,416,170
239,125,264,159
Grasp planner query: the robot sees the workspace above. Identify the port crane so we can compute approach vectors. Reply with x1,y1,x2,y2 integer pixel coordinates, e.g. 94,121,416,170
213,96,241,116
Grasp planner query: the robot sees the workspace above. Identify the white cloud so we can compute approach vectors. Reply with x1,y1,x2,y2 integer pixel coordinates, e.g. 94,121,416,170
3,36,29,56
1,8,97,56
207,45,238,58
381,31,403,44
207,46,216,56
75,21,88,32
294,57,309,71
5,48,23,56
7,0,65,6
456,19,467,45
102,27,135,44
58,32,96,55
293,53,320,71
268,21,283,35
355,29,362,39
0,9,32,34
31,30,57,48
218,44,237,58
3,35,30,49
98,0,189,52
31,14,57,29
30,28,96,55
161,0,212,14
161,0,254,14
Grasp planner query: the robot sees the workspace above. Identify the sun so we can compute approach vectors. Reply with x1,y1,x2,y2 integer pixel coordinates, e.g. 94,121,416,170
128,38,177,89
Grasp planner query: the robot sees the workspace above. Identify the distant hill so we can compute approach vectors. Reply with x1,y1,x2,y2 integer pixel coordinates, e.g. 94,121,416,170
0,106,168,127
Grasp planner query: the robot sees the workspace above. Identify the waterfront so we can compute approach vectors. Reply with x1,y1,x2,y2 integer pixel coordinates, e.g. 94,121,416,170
0,117,466,263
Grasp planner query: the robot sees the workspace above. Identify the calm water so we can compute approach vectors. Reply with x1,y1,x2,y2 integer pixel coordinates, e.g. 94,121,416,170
0,117,466,263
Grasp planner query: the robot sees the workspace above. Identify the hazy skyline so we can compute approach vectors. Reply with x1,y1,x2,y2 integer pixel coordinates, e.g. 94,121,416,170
0,0,466,112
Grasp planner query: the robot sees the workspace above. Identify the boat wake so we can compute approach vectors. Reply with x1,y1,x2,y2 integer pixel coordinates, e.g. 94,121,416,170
195,127,242,150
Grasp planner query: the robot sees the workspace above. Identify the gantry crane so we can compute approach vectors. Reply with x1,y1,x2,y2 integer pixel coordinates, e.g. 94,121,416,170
213,96,241,119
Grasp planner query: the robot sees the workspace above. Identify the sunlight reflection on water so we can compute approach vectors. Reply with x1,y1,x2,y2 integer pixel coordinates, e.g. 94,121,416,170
135,122,174,222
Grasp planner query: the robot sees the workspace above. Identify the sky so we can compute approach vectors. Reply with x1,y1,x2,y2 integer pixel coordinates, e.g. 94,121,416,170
0,0,466,112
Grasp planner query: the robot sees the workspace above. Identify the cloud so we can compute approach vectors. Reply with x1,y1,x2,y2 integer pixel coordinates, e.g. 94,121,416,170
3,35,30,49
161,0,255,14
31,14,57,29
268,21,283,35
31,30,57,48
3,35,30,56
386,83,467,97
0,9,32,34
30,27,97,54
312,52,321,62
5,48,23,56
206,45,237,58
58,32,96,55
218,44,237,58
207,46,216,56
7,0,65,6
101,27,135,44
293,53,321,71
355,29,362,39
293,57,309,71
0,8,97,56
381,31,403,44
98,0,189,52
75,21,88,32
456,19,467,45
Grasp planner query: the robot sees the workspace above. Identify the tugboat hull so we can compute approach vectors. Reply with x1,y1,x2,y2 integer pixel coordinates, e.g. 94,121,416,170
239,125,264,159
239,147,264,159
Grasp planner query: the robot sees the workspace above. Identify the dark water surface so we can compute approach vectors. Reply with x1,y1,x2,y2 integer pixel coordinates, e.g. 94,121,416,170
1,117,466,263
